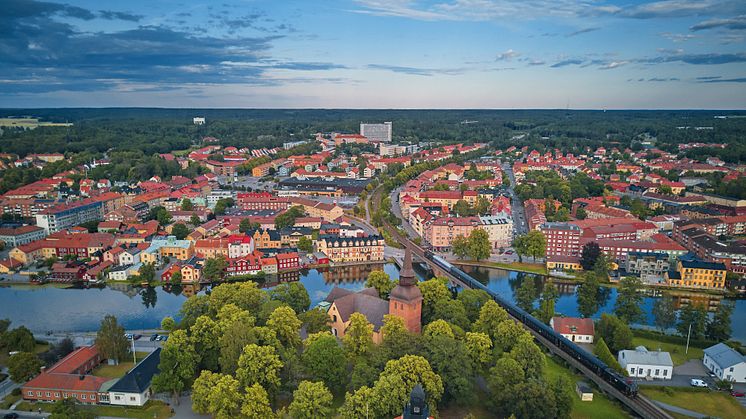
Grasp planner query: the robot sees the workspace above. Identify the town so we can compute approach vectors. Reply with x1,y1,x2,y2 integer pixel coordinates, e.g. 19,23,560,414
1,114,745,419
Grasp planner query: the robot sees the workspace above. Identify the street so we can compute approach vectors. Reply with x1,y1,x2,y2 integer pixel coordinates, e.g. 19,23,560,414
501,161,528,236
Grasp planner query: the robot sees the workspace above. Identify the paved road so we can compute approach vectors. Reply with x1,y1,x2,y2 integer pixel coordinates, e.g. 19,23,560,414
389,187,419,240
653,401,709,419
0,368,20,400
501,161,528,235
0,410,49,418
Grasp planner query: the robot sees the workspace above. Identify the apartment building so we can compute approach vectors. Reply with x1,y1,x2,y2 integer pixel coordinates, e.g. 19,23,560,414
478,215,513,249
540,223,582,257
0,225,46,247
35,199,104,233
315,235,385,263
426,217,481,250
666,259,727,289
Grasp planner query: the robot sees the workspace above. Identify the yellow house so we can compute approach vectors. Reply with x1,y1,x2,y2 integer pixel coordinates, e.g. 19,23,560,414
141,236,194,264
181,264,201,284
666,259,726,289
546,255,583,271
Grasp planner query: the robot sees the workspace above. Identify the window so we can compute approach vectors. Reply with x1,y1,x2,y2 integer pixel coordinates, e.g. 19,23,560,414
27,391,33,396
37,392,41,397
46,392,51,397
63,393,68,398
130,396,136,401
115,396,122,400
663,369,667,376
81,394,86,400
655,369,660,376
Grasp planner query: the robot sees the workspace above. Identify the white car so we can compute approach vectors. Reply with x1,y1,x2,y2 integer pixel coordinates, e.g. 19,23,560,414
690,379,708,388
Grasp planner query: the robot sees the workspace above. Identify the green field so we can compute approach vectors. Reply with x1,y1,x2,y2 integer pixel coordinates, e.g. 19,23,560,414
92,352,151,378
642,387,746,419
631,336,703,366
16,400,172,419
545,357,630,419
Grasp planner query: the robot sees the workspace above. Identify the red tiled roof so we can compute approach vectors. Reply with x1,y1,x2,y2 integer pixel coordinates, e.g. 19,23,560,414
551,317,594,336
47,346,99,374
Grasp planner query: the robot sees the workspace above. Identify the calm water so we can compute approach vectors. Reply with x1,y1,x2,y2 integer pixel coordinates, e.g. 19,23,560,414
0,263,416,333
459,265,746,344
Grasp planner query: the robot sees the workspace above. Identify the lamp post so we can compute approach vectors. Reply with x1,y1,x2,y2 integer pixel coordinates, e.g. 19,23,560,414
685,322,692,355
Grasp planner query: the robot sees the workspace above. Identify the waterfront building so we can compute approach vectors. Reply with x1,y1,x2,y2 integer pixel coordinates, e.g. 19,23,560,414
618,346,673,380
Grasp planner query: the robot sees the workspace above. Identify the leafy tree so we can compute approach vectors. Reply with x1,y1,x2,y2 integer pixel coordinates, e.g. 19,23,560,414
138,262,155,283
209,281,267,314
344,313,375,358
214,198,235,216
242,384,275,418
452,234,469,259
192,371,242,419
596,314,633,353
275,205,305,229
488,356,525,414
594,337,624,373
473,300,510,342
368,355,444,418
160,316,176,331
180,198,194,211
511,379,559,419
537,283,559,324
457,289,490,324
365,270,397,299
236,344,283,394
515,278,537,312
152,330,198,403
677,303,708,340
302,332,346,391
301,307,331,335
493,319,529,354
512,234,528,263
94,315,129,363
190,214,202,226
576,272,600,318
614,276,644,323
148,206,172,226
2,325,35,352
579,242,601,271
509,335,545,379
467,228,491,261
706,301,735,341
552,375,574,419
49,398,96,419
432,298,470,331
465,332,493,368
652,295,677,333
453,199,474,216
289,380,334,419
179,294,211,330
218,311,259,375
575,206,587,220
423,319,454,339
191,315,220,371
169,270,182,285
270,282,311,314
338,385,376,419
417,278,451,324
171,223,189,240
425,334,474,404
266,305,302,349
7,352,43,382
202,255,228,282
297,236,313,253
524,230,546,261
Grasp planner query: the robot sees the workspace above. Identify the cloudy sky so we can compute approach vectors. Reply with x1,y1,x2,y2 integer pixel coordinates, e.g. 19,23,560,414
1,0,745,108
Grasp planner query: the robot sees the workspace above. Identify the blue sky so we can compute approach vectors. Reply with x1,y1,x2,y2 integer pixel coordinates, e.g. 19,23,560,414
1,0,745,108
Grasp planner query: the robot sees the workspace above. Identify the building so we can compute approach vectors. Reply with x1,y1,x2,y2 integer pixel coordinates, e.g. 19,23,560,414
618,346,673,380
426,217,481,251
478,215,513,249
0,225,46,247
703,343,746,382
540,223,582,258
35,199,104,233
665,259,727,289
550,317,594,343
315,235,384,263
107,349,161,406
140,236,194,264
625,252,670,283
22,346,107,404
360,122,392,142
193,117,205,125
237,192,290,211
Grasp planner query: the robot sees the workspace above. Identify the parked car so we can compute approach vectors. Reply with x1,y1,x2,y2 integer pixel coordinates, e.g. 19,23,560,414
150,334,159,341
4,413,20,419
690,379,708,388
124,333,133,339
731,390,745,397
133,334,142,340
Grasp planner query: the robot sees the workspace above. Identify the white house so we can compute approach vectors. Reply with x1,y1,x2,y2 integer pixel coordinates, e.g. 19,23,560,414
618,346,673,380
107,348,161,406
118,248,141,266
193,117,205,125
550,317,595,343
703,343,746,383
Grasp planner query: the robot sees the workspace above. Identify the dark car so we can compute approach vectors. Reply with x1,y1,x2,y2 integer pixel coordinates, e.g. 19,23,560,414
4,413,20,419
133,334,142,340
150,334,159,341
732,390,745,397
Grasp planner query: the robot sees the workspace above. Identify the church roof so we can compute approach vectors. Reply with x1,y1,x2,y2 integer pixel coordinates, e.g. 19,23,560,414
326,286,389,331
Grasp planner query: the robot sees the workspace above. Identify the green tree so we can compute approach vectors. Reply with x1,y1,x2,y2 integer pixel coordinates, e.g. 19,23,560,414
152,329,199,403
192,371,242,419
676,304,707,339
457,289,490,324
512,234,528,263
191,315,220,371
473,300,510,342
2,325,35,352
190,214,202,226
706,301,735,341
576,272,600,318
171,223,189,240
209,282,267,314
241,384,275,418
417,278,451,324
301,307,331,335
338,385,376,419
515,278,537,312
596,314,633,353
594,337,624,373
370,355,444,418
488,356,525,415
302,332,346,391
180,198,194,211
452,234,469,259
297,236,313,253
423,319,454,339
270,282,311,314
170,270,182,285
289,380,334,419
94,315,129,364
343,313,374,358
579,242,601,271
214,198,234,216
652,295,677,332
138,262,155,283
493,319,529,353
453,199,473,216
202,255,228,282
553,375,574,419
537,283,559,324
467,228,491,261
465,331,493,368
432,298,470,331
365,270,397,299
179,294,211,330
49,398,95,419
160,316,176,331
524,230,546,261
575,206,587,220
425,334,474,404
614,276,644,323
267,305,302,349
236,344,283,394
509,335,545,379
7,352,43,382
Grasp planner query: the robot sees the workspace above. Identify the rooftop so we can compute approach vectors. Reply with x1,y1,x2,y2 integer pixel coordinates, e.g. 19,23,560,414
619,346,673,367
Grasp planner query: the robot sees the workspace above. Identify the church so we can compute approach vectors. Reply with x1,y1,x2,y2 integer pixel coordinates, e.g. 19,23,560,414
325,246,423,342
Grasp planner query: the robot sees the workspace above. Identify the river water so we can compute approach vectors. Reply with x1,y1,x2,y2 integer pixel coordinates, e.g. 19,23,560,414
1,263,744,344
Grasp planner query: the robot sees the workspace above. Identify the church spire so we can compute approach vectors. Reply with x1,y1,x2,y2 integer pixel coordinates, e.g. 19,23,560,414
399,246,416,286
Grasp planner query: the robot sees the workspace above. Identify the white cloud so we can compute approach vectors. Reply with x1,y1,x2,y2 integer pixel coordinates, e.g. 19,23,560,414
496,49,519,61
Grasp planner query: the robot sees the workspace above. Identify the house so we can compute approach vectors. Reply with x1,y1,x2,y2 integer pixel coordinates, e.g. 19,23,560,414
703,343,746,382
107,349,161,406
618,346,673,380
550,317,594,343
22,345,108,404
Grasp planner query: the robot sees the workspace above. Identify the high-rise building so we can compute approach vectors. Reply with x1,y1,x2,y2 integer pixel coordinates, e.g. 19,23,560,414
360,121,392,142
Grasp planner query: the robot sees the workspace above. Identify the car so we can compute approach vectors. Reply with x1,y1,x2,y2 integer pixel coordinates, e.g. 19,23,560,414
124,333,133,339
690,379,708,388
150,334,159,341
4,413,20,419
133,334,142,340
161,335,168,341
731,390,745,397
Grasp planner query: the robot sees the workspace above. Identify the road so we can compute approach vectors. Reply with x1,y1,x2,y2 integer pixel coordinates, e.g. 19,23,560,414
0,368,20,401
501,161,528,236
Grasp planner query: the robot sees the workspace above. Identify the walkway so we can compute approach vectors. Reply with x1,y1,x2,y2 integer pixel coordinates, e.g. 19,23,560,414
653,401,711,418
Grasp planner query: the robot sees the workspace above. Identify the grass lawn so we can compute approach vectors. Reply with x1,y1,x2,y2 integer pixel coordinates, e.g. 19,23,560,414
92,352,151,378
17,400,173,419
0,393,21,409
545,356,630,419
642,387,746,418
631,336,703,366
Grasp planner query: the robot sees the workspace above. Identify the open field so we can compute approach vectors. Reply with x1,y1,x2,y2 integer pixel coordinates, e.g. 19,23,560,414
642,387,746,418
17,400,172,418
0,118,72,128
92,351,151,378
631,336,703,366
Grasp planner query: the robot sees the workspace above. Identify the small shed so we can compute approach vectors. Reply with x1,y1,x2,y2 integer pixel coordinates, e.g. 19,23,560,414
576,381,594,401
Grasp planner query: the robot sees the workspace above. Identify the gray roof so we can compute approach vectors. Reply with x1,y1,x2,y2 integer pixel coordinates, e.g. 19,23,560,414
108,348,161,394
619,346,673,367
327,286,388,331
704,343,746,369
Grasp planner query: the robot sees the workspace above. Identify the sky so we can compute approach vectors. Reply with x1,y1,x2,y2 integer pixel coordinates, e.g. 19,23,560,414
1,0,745,109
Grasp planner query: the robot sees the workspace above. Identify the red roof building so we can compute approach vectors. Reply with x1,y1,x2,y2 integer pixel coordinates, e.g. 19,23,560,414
22,345,107,405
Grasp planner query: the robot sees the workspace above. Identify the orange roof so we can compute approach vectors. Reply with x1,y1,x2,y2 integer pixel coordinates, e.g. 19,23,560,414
47,346,99,374
552,317,595,336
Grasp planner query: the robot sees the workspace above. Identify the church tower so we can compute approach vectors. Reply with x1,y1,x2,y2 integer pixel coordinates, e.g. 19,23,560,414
389,246,423,334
